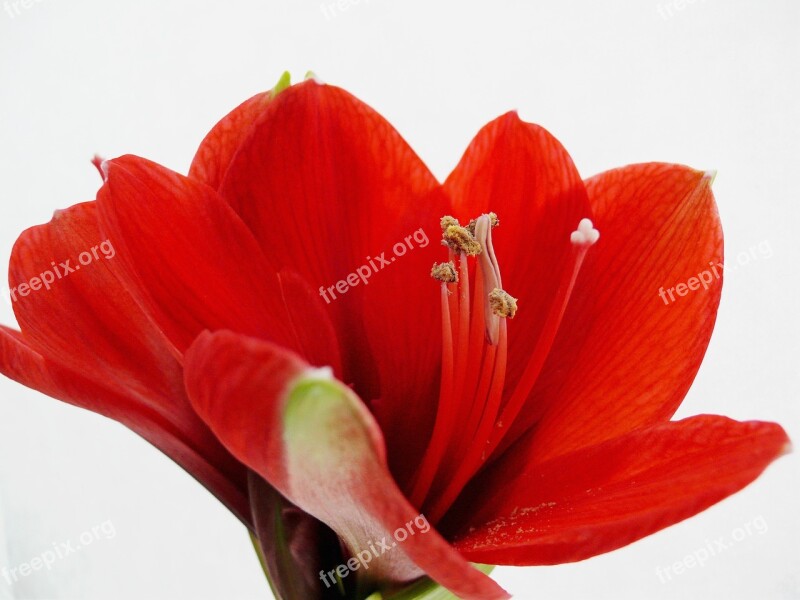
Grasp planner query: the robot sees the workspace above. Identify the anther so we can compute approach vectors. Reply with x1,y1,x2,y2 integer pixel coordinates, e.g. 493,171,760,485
440,215,460,231
489,288,517,318
466,212,499,236
431,261,458,283
442,224,482,256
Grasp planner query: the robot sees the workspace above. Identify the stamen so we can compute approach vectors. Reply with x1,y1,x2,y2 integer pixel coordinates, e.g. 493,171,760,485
435,216,506,473
473,215,503,344
426,214,513,514
424,217,599,522
485,218,599,457
410,224,479,507
428,319,508,523
409,267,458,507
415,211,594,521
450,252,472,425
441,254,490,474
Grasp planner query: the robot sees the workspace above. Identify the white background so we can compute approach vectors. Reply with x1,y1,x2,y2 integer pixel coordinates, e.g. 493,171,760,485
0,1,798,598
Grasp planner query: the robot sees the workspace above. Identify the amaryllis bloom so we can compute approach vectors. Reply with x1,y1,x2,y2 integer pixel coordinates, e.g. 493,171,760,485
0,74,789,599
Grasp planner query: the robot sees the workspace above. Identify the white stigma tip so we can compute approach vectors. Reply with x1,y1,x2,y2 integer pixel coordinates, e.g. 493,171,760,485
570,218,600,246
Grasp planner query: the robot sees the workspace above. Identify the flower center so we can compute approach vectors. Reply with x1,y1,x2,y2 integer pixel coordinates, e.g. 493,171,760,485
410,213,599,521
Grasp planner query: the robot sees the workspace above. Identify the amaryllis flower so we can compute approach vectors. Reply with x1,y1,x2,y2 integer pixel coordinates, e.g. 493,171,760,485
0,74,789,599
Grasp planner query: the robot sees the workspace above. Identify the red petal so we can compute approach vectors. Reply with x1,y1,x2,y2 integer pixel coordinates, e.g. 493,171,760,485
500,164,723,461
96,155,307,356
188,91,271,190
10,201,182,404
0,325,60,398
0,325,250,523
217,81,450,486
185,330,509,600
444,112,591,398
446,415,789,565
6,201,250,521
273,269,343,376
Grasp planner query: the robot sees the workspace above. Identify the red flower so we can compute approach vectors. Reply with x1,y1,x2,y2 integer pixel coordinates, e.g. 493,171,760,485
0,76,788,599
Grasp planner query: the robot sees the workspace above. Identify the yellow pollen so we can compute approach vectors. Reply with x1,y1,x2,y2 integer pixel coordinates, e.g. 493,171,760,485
440,215,460,231
431,261,459,283
467,212,499,236
489,288,518,318
442,224,482,256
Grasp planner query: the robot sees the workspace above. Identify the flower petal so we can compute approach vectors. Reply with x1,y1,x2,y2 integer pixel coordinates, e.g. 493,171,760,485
188,91,271,190
273,269,343,376
0,325,251,523
184,330,509,600
9,201,182,406
499,164,723,461
445,415,789,565
216,81,450,487
96,155,305,356
5,201,251,521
